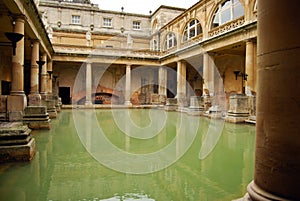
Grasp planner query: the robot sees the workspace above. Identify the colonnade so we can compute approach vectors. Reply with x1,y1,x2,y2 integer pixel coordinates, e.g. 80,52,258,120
6,15,54,121
83,60,195,106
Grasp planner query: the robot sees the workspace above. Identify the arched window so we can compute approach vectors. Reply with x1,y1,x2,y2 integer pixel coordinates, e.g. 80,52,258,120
182,19,202,42
152,39,157,51
254,0,257,12
164,32,177,50
212,0,244,28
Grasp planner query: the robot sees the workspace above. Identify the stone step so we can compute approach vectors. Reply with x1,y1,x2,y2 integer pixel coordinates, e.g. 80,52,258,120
0,136,32,146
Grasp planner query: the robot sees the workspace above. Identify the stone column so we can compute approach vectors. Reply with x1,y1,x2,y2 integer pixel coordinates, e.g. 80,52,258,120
10,17,25,95
158,66,167,104
28,40,41,106
158,66,167,96
85,62,92,106
7,15,27,121
40,53,47,99
202,53,214,96
245,40,257,119
177,60,187,107
245,40,256,95
47,60,53,95
246,1,300,200
124,64,132,106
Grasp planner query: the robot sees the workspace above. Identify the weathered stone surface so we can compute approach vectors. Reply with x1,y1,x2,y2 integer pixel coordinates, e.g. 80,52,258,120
0,122,36,162
0,138,36,162
151,94,159,105
23,106,51,130
7,95,27,121
24,106,47,114
228,94,249,115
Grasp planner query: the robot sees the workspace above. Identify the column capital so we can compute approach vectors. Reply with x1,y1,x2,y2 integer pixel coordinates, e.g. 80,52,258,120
11,14,27,22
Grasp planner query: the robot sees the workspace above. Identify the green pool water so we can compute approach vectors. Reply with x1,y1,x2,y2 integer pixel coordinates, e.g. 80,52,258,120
0,109,255,201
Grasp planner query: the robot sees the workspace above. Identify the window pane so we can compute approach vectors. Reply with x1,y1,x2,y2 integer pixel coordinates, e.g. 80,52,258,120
233,3,244,18
190,20,195,26
222,0,231,9
197,24,202,34
190,27,196,38
221,8,231,24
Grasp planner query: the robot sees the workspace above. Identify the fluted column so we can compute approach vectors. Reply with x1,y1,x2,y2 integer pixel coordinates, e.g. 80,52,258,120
40,53,47,99
158,66,167,96
28,40,41,106
124,64,132,105
247,0,300,200
85,62,92,105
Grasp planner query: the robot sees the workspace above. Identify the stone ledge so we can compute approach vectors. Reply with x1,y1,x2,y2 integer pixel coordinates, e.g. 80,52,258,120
0,138,36,162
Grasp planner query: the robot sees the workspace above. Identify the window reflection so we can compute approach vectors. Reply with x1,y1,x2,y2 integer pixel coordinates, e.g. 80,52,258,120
182,19,202,42
212,0,244,28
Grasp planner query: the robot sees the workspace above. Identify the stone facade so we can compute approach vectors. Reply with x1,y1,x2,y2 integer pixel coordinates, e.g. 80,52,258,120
0,0,258,124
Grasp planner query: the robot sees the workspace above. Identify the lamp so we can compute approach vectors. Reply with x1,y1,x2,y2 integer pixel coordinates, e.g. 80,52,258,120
4,32,24,56
47,71,53,79
53,75,58,82
233,70,248,81
233,70,248,94
36,60,45,68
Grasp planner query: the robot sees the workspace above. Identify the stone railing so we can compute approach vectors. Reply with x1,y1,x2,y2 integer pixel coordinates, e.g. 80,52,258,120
53,44,161,58
160,34,203,56
208,16,245,38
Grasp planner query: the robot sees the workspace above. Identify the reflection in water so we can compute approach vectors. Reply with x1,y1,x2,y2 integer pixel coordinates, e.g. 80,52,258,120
0,109,255,201
100,192,154,201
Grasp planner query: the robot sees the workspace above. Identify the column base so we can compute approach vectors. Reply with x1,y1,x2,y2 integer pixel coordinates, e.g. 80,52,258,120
7,94,27,121
124,101,132,106
85,101,93,106
28,93,41,106
246,181,293,201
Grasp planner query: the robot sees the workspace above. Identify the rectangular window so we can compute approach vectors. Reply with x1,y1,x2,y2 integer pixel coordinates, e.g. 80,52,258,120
103,18,112,27
133,21,141,30
71,15,80,24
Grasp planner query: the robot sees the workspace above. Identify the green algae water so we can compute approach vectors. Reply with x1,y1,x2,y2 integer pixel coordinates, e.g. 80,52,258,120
0,109,255,201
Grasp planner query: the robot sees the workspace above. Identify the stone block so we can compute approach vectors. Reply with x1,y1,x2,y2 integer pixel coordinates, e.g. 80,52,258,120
151,94,159,104
166,98,177,106
24,106,47,115
28,93,41,106
228,94,249,115
7,95,27,121
0,95,7,113
0,138,36,162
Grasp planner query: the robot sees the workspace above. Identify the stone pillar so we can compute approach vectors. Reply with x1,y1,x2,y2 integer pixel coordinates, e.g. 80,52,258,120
246,1,300,200
158,66,167,96
202,53,214,111
85,62,92,106
40,53,47,99
177,60,187,107
245,40,257,119
47,60,53,95
158,66,167,104
203,53,215,95
245,40,255,95
28,40,41,106
7,16,27,121
124,64,132,106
